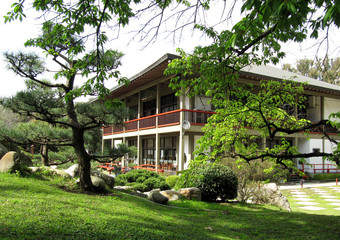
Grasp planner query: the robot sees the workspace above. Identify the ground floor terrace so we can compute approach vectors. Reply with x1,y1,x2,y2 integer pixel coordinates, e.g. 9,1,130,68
102,109,215,172
102,109,339,174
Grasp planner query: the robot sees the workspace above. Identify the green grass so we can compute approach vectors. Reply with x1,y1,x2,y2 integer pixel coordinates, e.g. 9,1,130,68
1,173,340,240
282,186,340,216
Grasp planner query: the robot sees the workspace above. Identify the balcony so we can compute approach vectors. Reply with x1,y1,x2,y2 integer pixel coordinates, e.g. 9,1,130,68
102,109,215,136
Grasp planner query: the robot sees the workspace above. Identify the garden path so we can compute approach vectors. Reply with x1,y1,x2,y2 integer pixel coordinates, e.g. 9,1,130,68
279,182,340,212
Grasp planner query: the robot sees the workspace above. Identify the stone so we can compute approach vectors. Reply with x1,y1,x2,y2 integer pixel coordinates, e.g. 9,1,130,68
114,186,134,191
65,164,79,178
29,167,41,173
54,169,72,178
160,190,185,201
91,171,115,188
148,190,169,204
178,187,202,201
91,176,108,192
11,145,33,167
0,151,20,172
257,183,292,212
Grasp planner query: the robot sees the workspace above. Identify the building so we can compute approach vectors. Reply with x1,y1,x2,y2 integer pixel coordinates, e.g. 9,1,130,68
102,53,340,174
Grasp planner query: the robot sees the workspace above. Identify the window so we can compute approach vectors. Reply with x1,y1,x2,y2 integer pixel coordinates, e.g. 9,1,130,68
129,105,138,120
143,99,156,117
142,138,155,165
160,136,177,170
161,93,177,113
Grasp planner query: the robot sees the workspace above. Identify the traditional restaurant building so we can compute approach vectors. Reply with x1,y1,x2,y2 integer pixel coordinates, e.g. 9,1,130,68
102,53,340,174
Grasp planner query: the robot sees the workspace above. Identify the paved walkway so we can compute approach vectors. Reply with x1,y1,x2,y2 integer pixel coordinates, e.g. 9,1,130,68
279,181,338,190
279,181,340,212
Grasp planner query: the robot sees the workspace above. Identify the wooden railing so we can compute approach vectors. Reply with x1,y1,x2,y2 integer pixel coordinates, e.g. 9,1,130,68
103,109,215,135
300,163,340,174
183,109,215,125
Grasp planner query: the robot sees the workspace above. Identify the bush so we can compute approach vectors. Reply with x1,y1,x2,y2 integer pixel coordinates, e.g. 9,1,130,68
312,173,340,180
166,175,179,188
115,169,170,192
222,158,290,202
176,162,238,201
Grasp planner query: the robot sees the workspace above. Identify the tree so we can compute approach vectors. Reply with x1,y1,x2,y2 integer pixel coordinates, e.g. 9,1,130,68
164,0,340,170
4,0,340,182
2,21,132,191
283,57,340,85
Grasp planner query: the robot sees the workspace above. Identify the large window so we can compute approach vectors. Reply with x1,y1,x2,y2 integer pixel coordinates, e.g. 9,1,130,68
142,138,155,165
143,99,156,117
161,93,177,113
160,136,177,170
129,105,138,120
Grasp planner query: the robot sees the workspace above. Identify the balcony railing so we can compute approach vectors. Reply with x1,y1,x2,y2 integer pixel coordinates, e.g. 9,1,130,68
102,109,215,135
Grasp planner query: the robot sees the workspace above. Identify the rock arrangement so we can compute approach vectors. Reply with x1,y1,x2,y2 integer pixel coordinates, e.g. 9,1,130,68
138,187,202,204
29,163,116,192
0,151,33,173
251,183,291,212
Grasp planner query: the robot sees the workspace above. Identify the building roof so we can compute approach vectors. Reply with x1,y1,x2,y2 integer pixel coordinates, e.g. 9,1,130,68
107,53,340,99
241,65,340,97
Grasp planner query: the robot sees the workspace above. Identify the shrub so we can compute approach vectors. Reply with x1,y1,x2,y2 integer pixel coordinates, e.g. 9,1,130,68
176,162,238,201
312,173,340,180
115,169,170,192
222,158,290,202
166,175,179,188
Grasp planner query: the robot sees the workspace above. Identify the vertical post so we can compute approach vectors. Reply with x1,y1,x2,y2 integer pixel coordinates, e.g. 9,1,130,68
30,145,34,161
336,178,338,186
155,133,160,169
300,179,304,189
178,92,185,172
138,91,141,130
156,83,160,127
137,135,141,165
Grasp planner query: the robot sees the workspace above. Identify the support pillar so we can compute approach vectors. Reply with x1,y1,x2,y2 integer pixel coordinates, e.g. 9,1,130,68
156,133,160,168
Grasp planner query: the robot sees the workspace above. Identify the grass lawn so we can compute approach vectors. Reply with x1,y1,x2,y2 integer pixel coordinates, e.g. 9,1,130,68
1,173,340,240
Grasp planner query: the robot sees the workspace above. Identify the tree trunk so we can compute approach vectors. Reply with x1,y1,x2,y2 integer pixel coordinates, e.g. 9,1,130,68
40,144,49,166
66,67,95,192
72,127,95,192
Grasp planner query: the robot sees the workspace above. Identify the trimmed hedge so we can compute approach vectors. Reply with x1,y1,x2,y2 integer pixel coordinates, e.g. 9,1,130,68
115,169,170,192
165,175,179,188
312,173,340,181
176,162,238,201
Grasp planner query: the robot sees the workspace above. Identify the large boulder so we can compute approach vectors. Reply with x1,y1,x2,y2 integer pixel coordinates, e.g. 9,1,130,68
253,183,291,212
91,171,115,188
0,151,21,172
54,169,72,178
178,187,202,201
91,176,108,192
0,143,8,159
148,190,169,204
65,164,79,178
160,190,185,201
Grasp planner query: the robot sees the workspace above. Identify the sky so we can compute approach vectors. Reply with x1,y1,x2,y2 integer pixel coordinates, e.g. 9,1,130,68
0,1,339,98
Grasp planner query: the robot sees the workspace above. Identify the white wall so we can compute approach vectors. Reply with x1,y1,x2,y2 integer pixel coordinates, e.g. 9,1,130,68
324,97,340,119
194,96,212,111
307,96,321,122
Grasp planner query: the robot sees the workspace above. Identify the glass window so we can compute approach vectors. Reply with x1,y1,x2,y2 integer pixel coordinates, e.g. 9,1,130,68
143,99,156,117
142,138,155,165
161,93,177,113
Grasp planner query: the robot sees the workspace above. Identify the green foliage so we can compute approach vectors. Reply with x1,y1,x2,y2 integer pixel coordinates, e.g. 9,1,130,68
12,164,31,177
165,175,179,188
223,158,289,202
283,57,340,85
116,169,170,192
176,162,238,201
312,173,340,180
